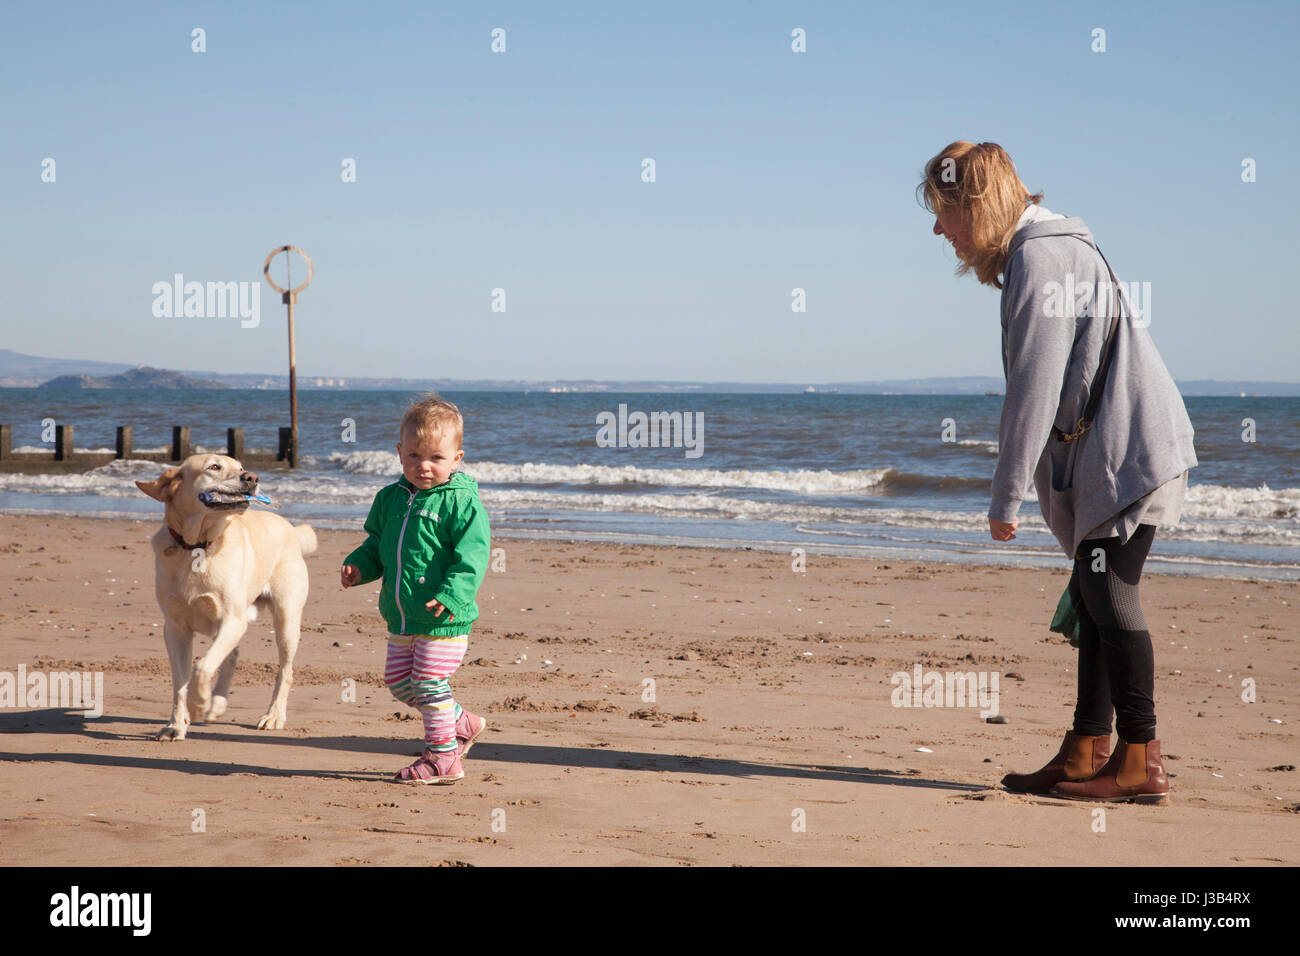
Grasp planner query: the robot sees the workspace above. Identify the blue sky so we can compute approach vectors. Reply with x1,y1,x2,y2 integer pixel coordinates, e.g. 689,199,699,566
2,0,1296,383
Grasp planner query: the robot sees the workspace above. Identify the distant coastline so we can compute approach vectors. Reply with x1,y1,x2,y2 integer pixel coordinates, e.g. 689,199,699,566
1,348,1296,396
39,366,229,390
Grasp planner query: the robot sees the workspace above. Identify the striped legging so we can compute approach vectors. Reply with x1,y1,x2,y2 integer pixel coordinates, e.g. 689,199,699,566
385,633,468,753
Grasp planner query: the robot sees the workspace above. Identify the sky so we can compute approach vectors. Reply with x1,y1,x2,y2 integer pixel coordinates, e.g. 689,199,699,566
2,0,1297,384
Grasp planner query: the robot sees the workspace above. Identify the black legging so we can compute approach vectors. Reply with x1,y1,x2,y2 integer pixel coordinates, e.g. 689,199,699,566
1070,523,1157,744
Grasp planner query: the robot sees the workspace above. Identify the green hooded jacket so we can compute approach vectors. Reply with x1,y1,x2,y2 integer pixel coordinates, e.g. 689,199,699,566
343,471,491,636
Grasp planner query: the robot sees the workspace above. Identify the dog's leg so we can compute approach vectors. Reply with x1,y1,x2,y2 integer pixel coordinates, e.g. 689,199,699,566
157,621,193,742
210,647,239,720
189,616,248,724
259,571,306,731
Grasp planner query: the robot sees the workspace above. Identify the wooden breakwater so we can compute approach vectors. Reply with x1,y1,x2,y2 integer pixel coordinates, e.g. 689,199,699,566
0,424,301,473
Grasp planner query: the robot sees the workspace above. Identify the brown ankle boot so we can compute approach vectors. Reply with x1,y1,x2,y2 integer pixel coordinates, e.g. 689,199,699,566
1001,731,1111,793
1051,739,1169,803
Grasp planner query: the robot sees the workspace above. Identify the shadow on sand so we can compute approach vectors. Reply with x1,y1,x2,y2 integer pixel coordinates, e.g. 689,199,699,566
0,707,988,793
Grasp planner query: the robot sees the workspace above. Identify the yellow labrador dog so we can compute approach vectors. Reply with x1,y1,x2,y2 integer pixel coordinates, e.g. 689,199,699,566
136,454,316,741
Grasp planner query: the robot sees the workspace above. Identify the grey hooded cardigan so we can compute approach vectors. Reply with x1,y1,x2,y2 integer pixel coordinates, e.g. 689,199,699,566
991,207,1198,558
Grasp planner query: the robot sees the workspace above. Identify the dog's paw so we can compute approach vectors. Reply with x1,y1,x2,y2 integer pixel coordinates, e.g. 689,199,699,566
208,695,229,720
256,711,286,731
156,724,187,742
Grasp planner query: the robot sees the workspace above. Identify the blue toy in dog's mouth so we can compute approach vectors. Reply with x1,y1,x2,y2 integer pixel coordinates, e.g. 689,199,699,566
199,491,272,507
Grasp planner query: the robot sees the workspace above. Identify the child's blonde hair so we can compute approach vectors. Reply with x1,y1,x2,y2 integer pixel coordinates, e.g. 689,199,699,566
400,394,464,449
917,141,1043,289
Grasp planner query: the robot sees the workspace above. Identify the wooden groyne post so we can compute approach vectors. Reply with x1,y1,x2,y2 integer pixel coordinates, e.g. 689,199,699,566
55,424,74,460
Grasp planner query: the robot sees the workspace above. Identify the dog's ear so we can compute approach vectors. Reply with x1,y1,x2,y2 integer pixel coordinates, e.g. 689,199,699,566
136,467,183,502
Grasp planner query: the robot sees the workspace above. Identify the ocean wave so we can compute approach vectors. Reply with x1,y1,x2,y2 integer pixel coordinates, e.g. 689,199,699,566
86,459,171,479
0,457,167,494
879,471,990,494
0,460,383,503
478,489,1300,547
311,450,403,476
473,461,899,495
315,454,995,496
14,444,120,455
1182,482,1300,520
316,453,898,494
2,459,1296,548
464,460,987,496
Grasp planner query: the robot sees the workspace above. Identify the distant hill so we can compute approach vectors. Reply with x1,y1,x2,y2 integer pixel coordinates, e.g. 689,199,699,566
0,348,133,387
40,366,229,390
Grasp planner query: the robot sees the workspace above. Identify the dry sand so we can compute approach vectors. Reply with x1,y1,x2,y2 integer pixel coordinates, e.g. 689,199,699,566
0,514,1295,866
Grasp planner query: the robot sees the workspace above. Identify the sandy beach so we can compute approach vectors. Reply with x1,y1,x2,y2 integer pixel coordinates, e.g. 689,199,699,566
0,514,1295,867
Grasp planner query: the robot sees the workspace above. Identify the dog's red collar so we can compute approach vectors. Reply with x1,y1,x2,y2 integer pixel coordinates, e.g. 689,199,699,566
166,526,210,552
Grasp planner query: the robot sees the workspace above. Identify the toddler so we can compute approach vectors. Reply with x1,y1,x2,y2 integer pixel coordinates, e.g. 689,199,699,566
341,396,491,783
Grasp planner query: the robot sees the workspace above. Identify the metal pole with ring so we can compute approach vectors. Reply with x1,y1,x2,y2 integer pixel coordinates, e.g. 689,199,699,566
263,245,313,468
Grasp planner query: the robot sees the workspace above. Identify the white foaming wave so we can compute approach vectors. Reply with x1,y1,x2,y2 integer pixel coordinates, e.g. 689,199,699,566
462,460,894,495
4,454,1297,549
314,450,403,476
1182,483,1300,520
313,453,895,494
84,459,170,479
14,445,119,455
0,458,169,494
481,489,1300,548
956,439,999,455
253,473,391,503
967,481,1298,517
481,488,990,529
0,458,392,504
1159,522,1300,544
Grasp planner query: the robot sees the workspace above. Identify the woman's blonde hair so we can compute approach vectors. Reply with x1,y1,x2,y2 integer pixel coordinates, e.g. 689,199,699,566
400,393,463,448
917,141,1043,289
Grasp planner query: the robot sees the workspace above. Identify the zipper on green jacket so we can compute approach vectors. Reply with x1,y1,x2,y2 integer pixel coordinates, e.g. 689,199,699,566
394,487,418,634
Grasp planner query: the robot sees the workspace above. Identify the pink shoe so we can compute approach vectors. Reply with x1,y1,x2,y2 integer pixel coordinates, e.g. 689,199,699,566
455,710,488,758
395,748,463,785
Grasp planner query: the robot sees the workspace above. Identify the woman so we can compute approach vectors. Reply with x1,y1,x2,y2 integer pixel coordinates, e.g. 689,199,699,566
919,141,1197,803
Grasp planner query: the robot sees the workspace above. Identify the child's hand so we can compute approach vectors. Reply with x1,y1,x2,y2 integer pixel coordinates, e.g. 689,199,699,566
424,597,454,621
340,564,361,588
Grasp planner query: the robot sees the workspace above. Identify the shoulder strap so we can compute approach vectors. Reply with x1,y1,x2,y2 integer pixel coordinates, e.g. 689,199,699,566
1081,243,1123,428
1081,243,1123,426
1054,239,1123,443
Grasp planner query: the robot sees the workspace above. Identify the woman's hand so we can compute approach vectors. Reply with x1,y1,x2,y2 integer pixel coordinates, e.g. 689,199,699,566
989,518,1017,541
340,564,361,588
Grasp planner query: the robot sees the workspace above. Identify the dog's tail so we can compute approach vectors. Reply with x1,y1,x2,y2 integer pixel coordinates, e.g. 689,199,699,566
294,524,318,557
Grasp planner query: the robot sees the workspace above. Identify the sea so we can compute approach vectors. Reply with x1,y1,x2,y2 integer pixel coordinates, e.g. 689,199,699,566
1,388,1297,580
